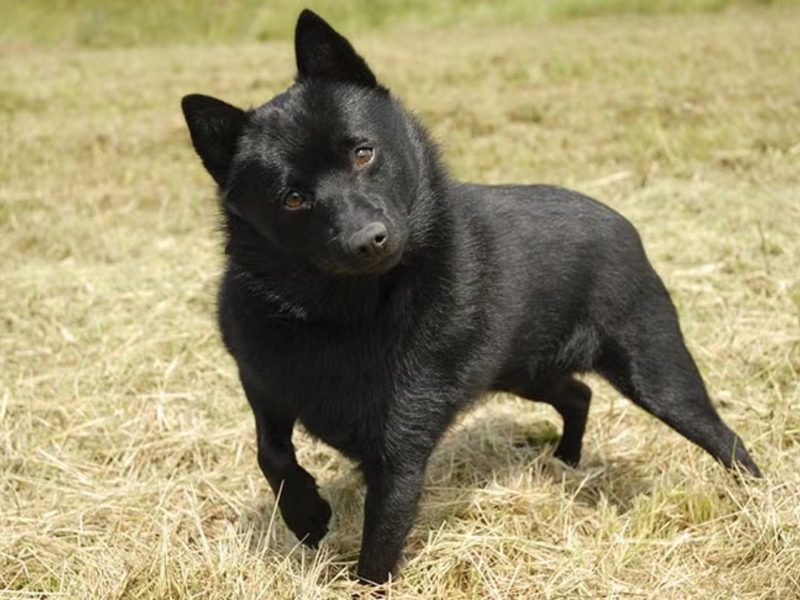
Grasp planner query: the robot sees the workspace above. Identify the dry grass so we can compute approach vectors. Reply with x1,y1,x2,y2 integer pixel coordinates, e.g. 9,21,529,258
2,5,800,598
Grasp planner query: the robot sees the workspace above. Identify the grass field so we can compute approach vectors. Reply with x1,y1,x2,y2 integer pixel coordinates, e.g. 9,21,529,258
1,0,794,47
2,2,800,598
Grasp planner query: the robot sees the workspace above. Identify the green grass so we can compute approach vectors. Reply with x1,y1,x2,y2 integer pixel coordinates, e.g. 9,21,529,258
1,0,797,47
2,4,800,598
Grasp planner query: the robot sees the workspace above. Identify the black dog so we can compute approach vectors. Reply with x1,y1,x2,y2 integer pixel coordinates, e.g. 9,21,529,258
181,9,761,583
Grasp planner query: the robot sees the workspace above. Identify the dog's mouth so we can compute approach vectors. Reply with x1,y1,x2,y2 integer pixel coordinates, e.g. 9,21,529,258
321,248,404,277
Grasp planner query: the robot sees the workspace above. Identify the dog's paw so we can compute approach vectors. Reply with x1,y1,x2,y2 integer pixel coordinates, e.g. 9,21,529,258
553,443,581,467
278,472,332,547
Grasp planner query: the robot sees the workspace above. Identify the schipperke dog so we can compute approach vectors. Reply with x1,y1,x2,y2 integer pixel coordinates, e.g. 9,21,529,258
181,9,761,584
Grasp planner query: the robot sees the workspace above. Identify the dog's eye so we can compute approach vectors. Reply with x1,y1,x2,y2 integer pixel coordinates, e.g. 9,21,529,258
283,191,307,210
353,146,374,168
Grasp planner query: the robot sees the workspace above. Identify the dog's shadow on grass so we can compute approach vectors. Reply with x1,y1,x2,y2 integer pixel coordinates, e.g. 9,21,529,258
414,410,654,528
237,406,655,571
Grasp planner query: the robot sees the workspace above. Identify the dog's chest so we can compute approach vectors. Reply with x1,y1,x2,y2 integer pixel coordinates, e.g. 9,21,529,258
260,324,398,459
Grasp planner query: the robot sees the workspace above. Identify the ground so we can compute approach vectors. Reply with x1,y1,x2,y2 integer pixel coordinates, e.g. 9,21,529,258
1,3,799,598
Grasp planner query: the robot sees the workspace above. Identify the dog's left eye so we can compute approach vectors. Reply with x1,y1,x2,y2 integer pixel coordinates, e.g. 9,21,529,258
353,146,375,169
283,190,307,210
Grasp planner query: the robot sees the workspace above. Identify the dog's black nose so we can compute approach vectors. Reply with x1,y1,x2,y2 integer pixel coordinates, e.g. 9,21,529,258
349,222,389,258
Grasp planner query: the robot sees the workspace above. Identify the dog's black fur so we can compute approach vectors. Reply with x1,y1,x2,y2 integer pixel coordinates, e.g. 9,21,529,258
181,9,761,583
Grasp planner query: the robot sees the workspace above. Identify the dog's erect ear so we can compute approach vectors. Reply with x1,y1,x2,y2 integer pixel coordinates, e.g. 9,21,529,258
181,94,247,187
294,9,378,88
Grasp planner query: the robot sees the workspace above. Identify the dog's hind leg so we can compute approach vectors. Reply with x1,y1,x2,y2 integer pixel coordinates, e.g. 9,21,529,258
595,292,762,477
517,376,591,466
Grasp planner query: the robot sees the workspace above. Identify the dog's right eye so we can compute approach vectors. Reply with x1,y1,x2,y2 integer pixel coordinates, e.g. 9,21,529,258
353,146,375,169
283,191,307,210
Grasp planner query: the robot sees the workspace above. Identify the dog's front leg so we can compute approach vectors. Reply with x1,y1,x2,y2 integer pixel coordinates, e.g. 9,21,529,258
357,455,429,584
355,392,461,584
241,372,332,547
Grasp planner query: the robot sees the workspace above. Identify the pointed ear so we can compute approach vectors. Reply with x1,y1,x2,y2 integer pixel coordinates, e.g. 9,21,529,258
294,9,378,88
181,94,247,187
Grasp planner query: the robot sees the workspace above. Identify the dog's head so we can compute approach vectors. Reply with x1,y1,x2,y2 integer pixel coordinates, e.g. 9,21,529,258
182,10,426,276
